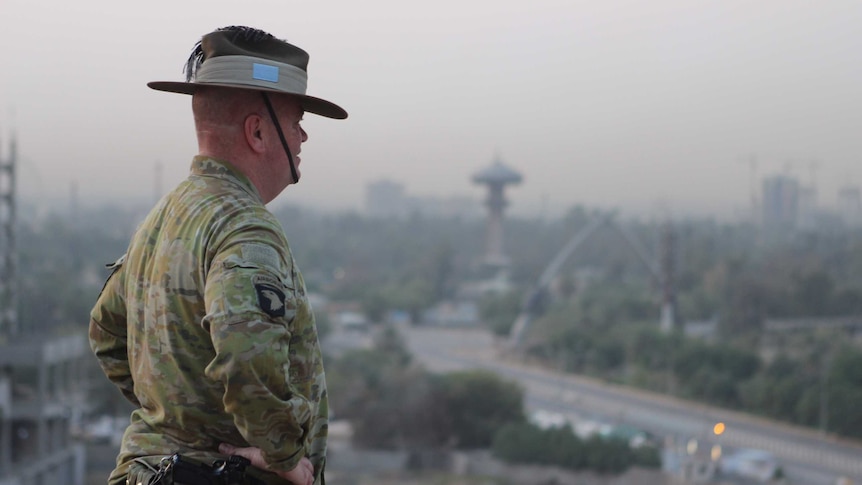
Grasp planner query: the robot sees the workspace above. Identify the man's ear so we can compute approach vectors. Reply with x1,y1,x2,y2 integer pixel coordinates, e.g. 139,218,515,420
244,114,267,153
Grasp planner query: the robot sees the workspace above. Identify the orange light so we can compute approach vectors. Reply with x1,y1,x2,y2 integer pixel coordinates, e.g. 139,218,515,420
713,422,726,436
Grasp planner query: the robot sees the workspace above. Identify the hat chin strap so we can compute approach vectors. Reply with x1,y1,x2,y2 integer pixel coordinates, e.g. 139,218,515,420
261,92,300,184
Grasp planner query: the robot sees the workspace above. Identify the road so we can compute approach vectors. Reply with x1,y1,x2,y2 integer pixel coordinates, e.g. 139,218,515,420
396,324,862,485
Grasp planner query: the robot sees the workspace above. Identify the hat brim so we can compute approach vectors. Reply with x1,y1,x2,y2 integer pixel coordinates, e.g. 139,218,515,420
147,81,348,120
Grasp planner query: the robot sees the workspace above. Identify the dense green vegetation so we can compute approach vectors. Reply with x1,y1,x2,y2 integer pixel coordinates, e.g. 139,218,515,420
515,276,862,438
471,208,862,439
492,423,660,473
14,207,142,336
327,326,526,450
326,326,660,474
16,201,862,441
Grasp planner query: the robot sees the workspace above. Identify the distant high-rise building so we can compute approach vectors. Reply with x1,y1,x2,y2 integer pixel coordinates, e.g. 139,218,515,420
838,186,862,227
365,179,481,219
472,156,522,268
797,186,817,231
761,174,799,230
365,179,406,218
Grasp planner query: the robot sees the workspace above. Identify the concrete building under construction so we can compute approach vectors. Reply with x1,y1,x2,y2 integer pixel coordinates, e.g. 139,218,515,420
0,135,93,485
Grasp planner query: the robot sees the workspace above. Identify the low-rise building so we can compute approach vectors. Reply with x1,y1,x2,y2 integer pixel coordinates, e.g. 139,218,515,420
0,334,96,485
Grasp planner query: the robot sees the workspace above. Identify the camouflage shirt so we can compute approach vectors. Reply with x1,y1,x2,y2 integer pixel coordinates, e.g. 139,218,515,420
89,156,328,485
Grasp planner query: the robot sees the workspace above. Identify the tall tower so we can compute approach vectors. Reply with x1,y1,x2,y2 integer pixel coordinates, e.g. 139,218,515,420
472,156,522,269
762,174,800,230
837,185,862,227
0,134,17,339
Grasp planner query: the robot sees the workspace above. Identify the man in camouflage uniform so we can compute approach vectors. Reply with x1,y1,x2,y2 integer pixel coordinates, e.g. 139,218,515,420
89,26,347,485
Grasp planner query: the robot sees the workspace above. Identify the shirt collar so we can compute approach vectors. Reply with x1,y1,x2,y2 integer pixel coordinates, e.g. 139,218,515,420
190,156,264,204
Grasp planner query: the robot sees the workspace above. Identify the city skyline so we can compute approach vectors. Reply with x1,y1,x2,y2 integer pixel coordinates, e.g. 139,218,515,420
8,141,862,225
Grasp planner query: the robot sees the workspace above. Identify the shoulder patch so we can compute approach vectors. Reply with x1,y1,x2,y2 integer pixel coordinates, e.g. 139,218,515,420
242,243,280,270
255,281,286,318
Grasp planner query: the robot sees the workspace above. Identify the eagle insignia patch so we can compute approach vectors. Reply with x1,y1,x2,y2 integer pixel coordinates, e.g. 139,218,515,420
255,282,286,318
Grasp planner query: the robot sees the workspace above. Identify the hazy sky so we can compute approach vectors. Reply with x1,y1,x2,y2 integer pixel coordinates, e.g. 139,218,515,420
1,1,860,219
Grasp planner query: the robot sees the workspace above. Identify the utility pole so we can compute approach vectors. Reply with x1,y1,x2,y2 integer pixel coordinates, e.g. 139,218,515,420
659,220,676,333
748,154,758,224
0,133,18,339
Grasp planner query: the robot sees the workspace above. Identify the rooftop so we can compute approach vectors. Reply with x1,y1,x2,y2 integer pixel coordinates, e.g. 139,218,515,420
472,158,523,185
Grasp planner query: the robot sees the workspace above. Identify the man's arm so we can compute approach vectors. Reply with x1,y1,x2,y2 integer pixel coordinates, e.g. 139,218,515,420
89,256,139,406
203,238,313,474
219,444,314,485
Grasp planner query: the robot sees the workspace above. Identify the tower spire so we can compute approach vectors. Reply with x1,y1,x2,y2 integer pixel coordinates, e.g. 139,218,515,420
472,155,522,270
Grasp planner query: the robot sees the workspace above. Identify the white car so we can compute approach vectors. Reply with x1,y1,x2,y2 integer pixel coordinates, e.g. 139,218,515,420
719,448,779,483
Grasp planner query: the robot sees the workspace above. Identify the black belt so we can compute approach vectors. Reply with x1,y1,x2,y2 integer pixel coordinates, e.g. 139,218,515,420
151,454,265,485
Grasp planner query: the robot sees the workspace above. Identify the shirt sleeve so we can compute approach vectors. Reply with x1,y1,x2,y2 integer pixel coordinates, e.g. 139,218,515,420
89,255,140,406
202,234,312,473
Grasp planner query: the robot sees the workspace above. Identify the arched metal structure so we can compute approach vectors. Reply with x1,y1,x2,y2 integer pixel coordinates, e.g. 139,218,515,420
507,212,673,349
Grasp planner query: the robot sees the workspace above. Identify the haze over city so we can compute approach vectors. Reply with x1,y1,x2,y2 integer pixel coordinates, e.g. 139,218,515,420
1,0,860,219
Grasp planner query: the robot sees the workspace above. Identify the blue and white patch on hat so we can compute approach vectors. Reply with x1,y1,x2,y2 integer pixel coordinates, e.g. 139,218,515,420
252,63,279,83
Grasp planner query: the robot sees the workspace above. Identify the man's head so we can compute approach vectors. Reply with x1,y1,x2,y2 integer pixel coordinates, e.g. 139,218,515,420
149,26,345,202
192,87,307,201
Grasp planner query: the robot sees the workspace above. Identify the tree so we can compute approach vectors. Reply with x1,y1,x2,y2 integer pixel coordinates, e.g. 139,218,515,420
824,346,862,437
492,422,587,469
491,422,659,474
790,269,834,316
349,365,452,449
478,291,522,336
439,370,526,449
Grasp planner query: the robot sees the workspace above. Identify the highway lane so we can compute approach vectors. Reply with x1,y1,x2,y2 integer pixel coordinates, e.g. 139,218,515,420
399,324,862,484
